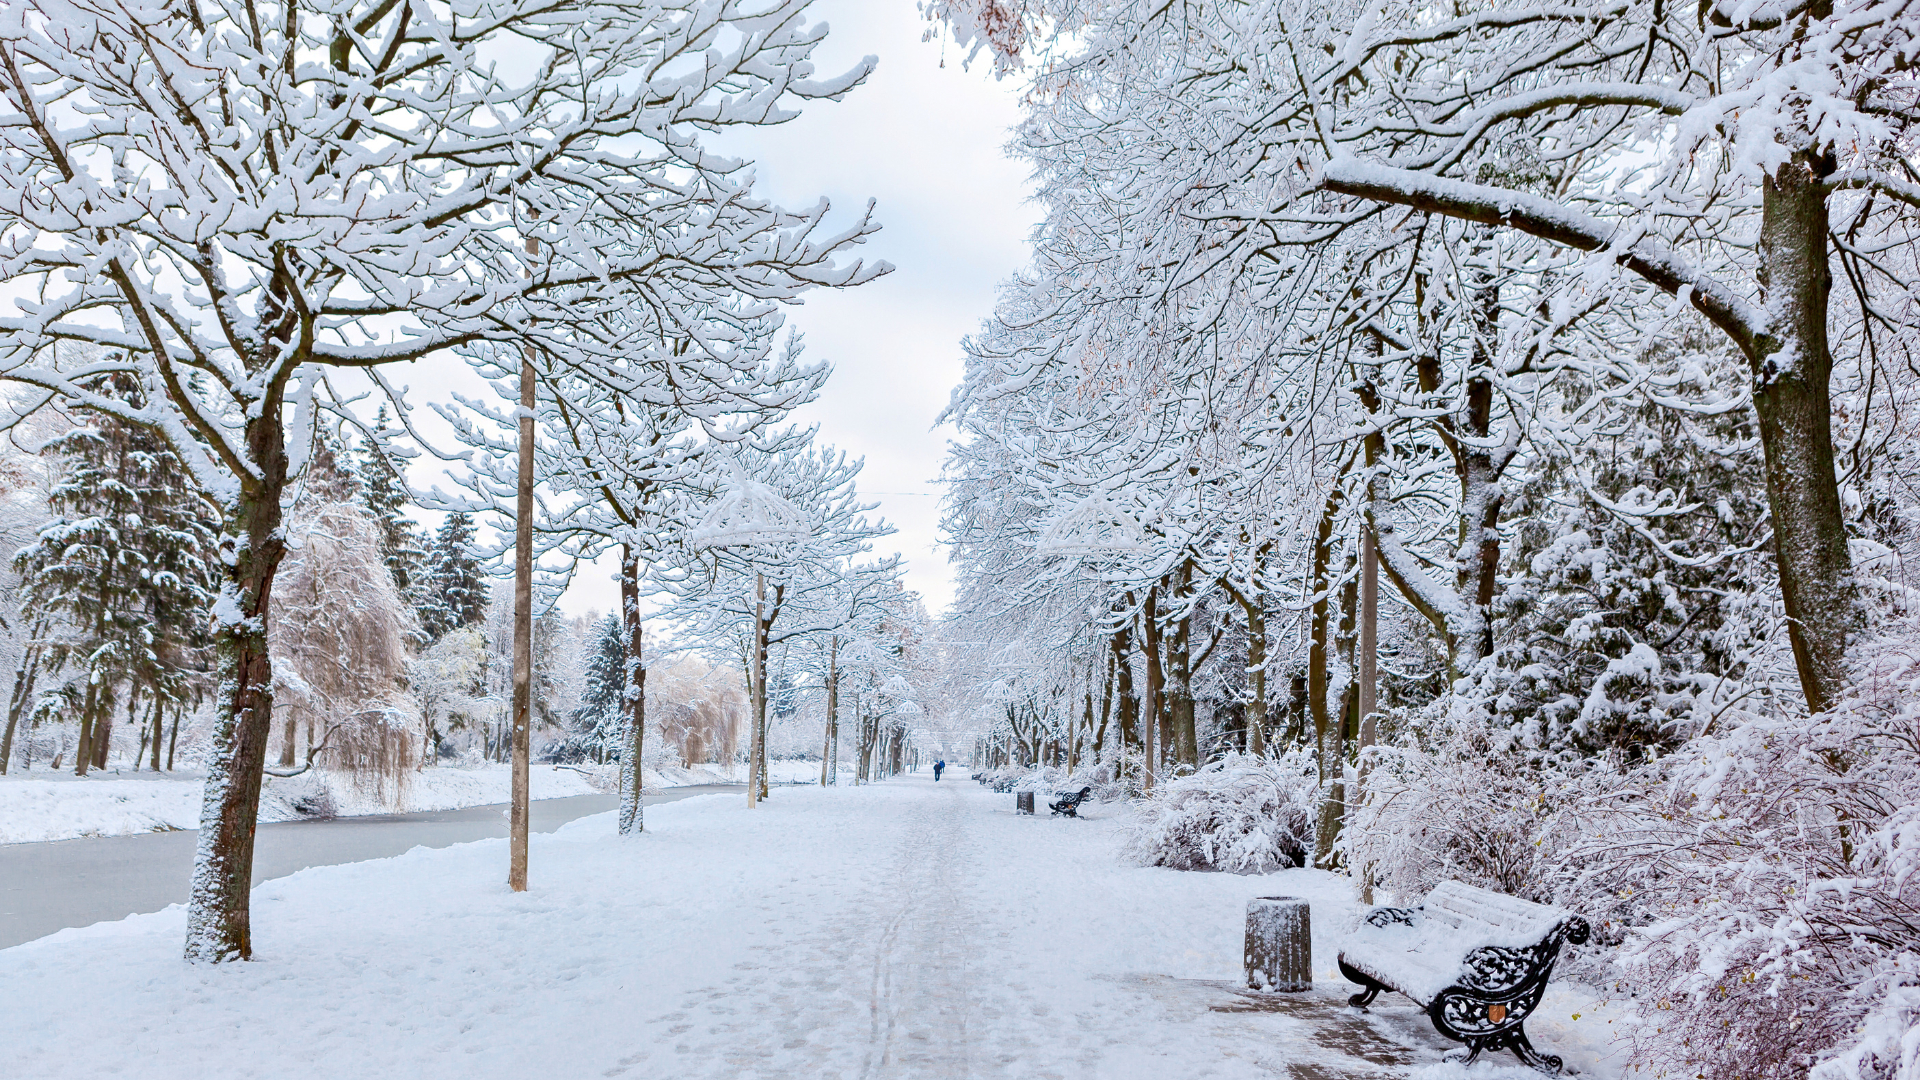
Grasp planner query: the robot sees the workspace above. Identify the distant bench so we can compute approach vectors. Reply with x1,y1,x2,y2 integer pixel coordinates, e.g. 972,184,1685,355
1048,786,1093,817
1338,881,1590,1075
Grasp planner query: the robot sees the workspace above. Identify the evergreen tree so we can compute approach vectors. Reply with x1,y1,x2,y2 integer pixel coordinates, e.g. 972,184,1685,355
353,407,426,598
302,426,361,504
419,512,488,641
13,371,219,773
558,614,625,763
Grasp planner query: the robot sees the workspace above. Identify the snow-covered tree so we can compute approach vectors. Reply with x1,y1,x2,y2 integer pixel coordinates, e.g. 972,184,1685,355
418,513,489,643
269,499,418,799
408,627,487,763
354,407,426,602
11,371,218,774
673,438,902,802
560,613,626,764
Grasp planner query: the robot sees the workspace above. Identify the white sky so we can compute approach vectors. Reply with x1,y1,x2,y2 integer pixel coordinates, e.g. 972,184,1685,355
559,0,1035,619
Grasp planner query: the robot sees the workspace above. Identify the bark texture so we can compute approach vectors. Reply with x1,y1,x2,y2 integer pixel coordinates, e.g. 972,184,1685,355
617,548,646,835
183,415,288,963
509,356,534,892
1753,153,1853,714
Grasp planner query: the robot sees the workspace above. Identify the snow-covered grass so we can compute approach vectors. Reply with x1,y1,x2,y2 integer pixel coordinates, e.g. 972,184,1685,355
0,760,840,845
0,775,1629,1079
0,759,850,844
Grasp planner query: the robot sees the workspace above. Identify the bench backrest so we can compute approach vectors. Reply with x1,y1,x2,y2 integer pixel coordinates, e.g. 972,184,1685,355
1420,881,1572,946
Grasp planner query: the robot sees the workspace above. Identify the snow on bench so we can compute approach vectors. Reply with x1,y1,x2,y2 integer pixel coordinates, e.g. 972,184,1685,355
1338,881,1590,1075
1048,786,1092,817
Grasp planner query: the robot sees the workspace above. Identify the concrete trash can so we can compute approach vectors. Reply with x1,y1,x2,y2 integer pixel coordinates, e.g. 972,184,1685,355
1245,896,1311,991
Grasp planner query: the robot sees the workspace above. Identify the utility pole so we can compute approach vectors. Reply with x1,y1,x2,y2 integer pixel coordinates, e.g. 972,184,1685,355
508,350,534,892
748,572,766,808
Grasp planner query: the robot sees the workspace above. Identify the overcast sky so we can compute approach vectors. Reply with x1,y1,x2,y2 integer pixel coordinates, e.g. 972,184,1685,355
559,1,1035,619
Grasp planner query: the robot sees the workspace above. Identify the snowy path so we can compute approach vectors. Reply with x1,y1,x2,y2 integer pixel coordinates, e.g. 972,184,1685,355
0,775,1621,1079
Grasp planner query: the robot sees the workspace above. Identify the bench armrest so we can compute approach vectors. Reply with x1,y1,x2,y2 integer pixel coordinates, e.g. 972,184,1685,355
1455,914,1590,995
1362,905,1418,929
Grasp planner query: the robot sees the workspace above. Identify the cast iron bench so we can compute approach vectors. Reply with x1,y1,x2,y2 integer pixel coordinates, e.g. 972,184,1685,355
1049,786,1093,817
1338,881,1590,1075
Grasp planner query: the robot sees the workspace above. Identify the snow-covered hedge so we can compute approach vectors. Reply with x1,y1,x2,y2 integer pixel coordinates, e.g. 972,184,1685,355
1123,752,1317,873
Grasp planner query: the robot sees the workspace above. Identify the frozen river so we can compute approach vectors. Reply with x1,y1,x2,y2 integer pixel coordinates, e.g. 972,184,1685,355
0,785,741,949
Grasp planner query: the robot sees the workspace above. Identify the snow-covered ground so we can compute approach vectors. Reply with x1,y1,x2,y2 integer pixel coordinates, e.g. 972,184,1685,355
0,775,1628,1079
0,759,834,845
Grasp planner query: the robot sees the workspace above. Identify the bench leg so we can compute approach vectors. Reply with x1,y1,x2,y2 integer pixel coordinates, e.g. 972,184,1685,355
1337,959,1386,1010
1505,1026,1563,1076
1439,1024,1561,1076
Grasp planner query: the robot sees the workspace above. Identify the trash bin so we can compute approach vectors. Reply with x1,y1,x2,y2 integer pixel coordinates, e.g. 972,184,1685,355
1245,896,1311,991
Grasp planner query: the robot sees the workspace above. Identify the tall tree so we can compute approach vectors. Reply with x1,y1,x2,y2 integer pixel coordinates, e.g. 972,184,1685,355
12,371,217,774
354,407,426,600
419,513,489,642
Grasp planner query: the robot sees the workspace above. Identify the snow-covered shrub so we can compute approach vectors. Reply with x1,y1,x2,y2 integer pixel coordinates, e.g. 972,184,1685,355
1588,615,1920,1080
974,765,1024,791
998,758,1130,801
1346,719,1575,903
272,773,339,820
1124,751,1317,873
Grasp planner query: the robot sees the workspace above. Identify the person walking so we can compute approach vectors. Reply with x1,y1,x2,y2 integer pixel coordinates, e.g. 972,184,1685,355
933,760,945,782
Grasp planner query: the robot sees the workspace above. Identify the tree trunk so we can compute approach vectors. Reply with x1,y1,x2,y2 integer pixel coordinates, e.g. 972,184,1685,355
1358,532,1380,752
149,697,164,772
1168,564,1199,769
0,641,41,775
1307,487,1342,775
508,355,534,892
1141,591,1165,789
1355,528,1380,902
1240,595,1267,756
89,688,116,771
821,636,838,786
1110,621,1137,755
278,711,297,768
1448,243,1505,665
617,547,646,835
167,702,181,772
1317,559,1361,867
74,680,97,777
854,702,871,783
183,420,289,962
747,574,768,807
1092,646,1113,761
1754,152,1852,714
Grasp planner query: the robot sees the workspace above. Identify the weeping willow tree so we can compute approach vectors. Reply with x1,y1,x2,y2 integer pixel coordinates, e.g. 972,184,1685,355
269,499,419,804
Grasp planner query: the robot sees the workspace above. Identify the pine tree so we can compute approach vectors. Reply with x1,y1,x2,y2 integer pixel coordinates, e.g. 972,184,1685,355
562,613,626,763
353,407,426,598
419,512,488,641
13,371,219,773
